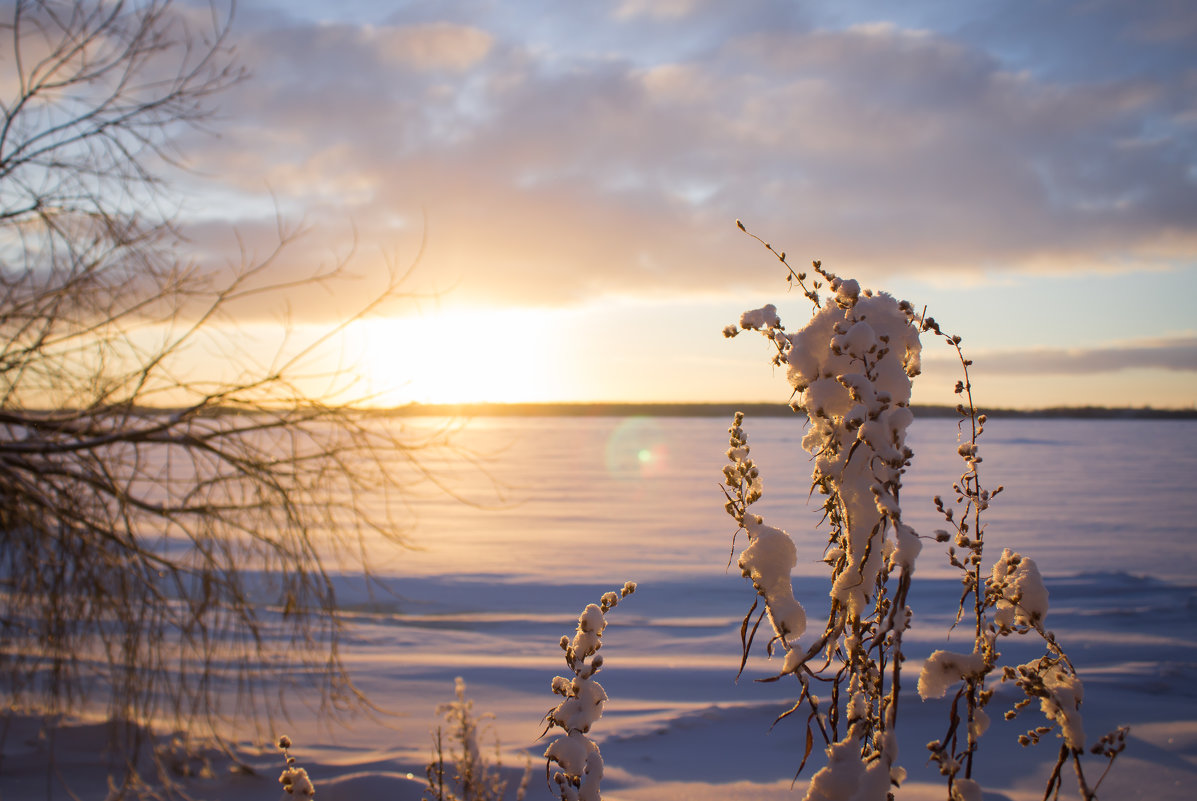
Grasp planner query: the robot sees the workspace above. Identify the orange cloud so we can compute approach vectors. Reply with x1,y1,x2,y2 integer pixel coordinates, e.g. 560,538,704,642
371,23,494,72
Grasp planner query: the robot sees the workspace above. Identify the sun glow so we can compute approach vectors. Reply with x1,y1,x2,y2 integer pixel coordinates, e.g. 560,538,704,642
346,307,566,405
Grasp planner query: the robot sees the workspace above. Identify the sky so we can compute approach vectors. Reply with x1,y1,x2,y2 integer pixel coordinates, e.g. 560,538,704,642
166,0,1196,408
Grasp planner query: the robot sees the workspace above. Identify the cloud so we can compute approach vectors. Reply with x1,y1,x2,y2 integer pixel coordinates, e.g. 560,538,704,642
613,0,708,21
168,0,1197,315
924,336,1197,375
369,23,493,71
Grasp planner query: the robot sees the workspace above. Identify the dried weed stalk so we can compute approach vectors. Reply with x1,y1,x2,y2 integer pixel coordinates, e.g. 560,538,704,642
542,582,635,801
425,677,514,801
721,223,1125,800
276,735,315,799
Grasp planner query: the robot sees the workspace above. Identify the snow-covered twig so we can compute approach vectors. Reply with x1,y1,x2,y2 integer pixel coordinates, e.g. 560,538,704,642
277,735,315,799
542,582,636,801
919,318,1125,799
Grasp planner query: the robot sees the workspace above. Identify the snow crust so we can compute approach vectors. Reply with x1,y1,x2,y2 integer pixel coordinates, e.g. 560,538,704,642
4,417,1195,801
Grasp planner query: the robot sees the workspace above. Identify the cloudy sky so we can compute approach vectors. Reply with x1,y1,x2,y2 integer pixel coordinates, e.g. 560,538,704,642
172,0,1196,408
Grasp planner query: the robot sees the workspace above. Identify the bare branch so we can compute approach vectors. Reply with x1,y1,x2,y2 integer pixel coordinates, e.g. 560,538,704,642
0,4,450,795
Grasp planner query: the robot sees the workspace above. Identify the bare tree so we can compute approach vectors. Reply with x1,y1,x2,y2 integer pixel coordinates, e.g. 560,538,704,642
0,1,439,792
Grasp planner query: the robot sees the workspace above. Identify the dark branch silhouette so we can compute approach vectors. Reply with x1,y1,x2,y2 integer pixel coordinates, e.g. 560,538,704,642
0,3,443,793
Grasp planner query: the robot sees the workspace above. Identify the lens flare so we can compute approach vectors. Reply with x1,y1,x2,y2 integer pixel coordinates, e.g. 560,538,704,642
605,418,669,479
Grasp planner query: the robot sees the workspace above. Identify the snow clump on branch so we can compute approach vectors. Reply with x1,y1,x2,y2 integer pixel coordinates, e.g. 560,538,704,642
543,582,635,801
725,269,923,622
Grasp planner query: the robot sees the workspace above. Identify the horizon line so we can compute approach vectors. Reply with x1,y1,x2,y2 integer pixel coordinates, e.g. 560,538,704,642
375,401,1197,420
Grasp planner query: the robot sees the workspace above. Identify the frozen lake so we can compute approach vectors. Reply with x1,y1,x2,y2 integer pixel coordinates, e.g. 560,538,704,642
4,414,1196,800
383,414,1197,584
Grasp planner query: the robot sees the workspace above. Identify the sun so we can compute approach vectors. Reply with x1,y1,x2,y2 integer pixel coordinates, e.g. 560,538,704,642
346,307,563,405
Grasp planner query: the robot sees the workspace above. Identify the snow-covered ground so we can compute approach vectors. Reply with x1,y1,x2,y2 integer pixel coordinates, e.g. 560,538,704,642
3,416,1195,800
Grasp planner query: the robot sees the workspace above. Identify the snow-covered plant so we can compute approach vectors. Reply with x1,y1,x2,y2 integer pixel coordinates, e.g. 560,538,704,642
723,250,920,797
542,582,636,801
426,677,511,801
914,322,1128,800
722,223,1126,800
277,735,315,799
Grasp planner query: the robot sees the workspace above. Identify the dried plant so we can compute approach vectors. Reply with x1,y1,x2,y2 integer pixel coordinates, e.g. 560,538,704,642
277,735,315,799
542,582,635,801
425,677,511,801
915,318,1129,800
721,222,1126,800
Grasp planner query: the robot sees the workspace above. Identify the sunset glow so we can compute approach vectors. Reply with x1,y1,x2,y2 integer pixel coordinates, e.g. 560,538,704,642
167,0,1194,410
347,308,566,405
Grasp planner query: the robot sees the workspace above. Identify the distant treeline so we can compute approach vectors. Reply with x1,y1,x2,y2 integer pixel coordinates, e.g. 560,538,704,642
382,402,1197,420
24,403,1193,421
